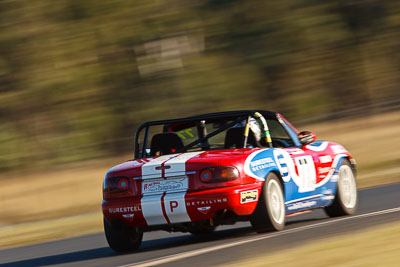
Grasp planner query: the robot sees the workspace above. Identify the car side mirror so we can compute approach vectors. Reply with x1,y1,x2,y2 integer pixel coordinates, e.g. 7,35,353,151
298,131,316,146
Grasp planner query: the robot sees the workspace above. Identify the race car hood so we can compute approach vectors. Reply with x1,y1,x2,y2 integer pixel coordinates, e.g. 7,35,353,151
106,149,260,179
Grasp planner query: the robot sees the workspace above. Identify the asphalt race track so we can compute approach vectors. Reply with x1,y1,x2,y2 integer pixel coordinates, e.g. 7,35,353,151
1,183,400,267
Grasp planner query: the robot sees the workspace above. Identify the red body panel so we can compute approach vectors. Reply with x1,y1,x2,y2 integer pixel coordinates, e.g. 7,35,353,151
102,149,264,227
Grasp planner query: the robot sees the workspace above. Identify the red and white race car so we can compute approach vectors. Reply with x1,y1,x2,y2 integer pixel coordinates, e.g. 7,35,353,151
102,110,358,252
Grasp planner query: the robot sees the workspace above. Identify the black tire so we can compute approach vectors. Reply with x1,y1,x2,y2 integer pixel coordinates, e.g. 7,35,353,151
325,159,358,217
104,217,143,252
250,172,285,233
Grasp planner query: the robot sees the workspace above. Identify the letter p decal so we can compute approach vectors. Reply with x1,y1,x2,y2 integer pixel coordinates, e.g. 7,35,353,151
170,200,178,212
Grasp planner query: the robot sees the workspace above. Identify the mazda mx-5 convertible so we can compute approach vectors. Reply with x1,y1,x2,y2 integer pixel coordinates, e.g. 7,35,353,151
102,110,358,252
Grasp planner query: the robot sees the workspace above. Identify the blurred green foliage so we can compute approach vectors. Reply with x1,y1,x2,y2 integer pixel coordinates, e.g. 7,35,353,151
1,0,400,171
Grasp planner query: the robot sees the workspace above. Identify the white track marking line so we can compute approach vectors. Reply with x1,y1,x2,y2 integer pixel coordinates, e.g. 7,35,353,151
122,207,400,267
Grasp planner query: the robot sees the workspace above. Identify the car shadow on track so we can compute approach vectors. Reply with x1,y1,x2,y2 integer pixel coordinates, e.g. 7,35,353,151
2,216,325,266
138,213,327,253
2,227,257,266
139,226,256,252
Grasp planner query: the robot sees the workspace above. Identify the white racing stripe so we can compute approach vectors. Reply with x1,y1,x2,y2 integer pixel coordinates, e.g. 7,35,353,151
141,155,177,179
123,207,400,267
164,151,203,177
140,194,167,225
164,192,191,223
140,152,203,226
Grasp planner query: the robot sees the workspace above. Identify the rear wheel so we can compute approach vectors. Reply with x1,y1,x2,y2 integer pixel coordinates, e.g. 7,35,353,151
251,172,285,233
104,218,143,252
325,159,358,217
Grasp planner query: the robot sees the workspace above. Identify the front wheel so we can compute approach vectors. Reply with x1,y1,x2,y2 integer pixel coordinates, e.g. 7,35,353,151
250,172,285,233
325,159,358,217
104,218,143,252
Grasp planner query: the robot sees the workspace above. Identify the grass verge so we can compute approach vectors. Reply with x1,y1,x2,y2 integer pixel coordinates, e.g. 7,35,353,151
220,221,400,267
0,212,103,249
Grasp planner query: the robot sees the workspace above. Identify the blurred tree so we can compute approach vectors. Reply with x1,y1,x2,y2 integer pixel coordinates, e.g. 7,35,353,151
0,0,400,171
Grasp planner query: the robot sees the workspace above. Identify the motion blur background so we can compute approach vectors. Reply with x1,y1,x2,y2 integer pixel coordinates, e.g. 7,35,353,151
1,0,400,171
1,0,400,247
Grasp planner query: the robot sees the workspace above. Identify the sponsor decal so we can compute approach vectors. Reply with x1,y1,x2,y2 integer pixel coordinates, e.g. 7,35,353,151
321,188,334,200
240,190,258,203
197,206,211,215
177,128,195,140
186,198,228,207
122,214,134,219
250,157,276,171
287,200,317,211
319,155,332,164
143,181,160,191
285,194,322,205
109,206,141,213
322,195,335,200
244,149,277,180
142,177,188,194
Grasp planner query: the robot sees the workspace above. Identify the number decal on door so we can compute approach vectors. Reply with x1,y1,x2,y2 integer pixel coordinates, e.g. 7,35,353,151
274,150,317,193
294,155,316,192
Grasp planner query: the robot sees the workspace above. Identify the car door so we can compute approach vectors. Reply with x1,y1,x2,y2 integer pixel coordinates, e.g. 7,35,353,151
268,118,326,207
